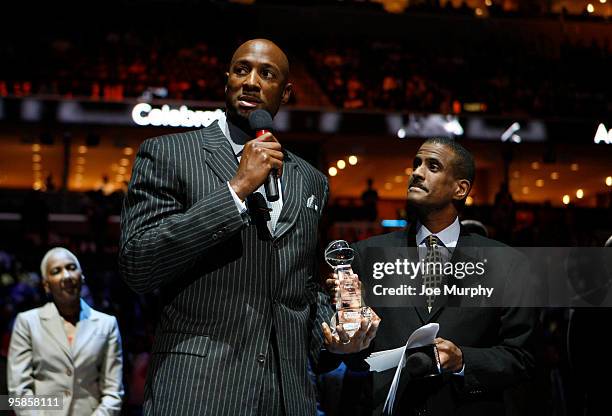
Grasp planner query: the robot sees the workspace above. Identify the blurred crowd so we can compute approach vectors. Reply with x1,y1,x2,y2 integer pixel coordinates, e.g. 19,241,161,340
1,24,610,118
0,31,227,102
307,36,610,117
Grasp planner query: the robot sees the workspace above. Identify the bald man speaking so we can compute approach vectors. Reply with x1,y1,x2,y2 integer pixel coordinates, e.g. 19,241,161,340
119,40,332,416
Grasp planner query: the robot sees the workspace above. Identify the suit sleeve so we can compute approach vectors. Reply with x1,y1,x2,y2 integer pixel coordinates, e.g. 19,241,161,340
306,180,336,372
7,314,35,416
459,255,538,392
119,138,247,293
93,318,124,416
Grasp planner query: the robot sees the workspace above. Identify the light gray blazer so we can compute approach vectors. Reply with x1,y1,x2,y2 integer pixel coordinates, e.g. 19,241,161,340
7,299,124,416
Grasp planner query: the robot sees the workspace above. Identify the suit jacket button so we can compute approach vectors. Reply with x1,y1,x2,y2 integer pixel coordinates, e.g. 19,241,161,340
212,233,218,240
66,368,72,376
257,353,266,364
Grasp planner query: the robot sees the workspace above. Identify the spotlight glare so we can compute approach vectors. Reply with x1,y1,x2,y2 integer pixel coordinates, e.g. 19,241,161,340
328,167,338,177
562,195,570,205
550,172,559,180
78,145,88,154
397,128,406,139
384,182,392,190
405,168,413,175
32,144,41,152
536,179,544,187
348,155,358,165
120,158,130,167
576,189,584,199
587,3,594,13
337,160,346,169
32,154,42,162
466,196,474,206
606,176,612,186
571,163,579,171
123,147,134,156
531,162,540,170
522,186,529,194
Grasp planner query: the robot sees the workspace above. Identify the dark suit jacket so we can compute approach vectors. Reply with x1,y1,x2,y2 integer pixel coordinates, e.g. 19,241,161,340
344,224,538,416
119,121,333,416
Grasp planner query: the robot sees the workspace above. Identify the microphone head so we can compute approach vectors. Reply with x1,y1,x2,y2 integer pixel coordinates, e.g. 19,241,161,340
248,109,274,132
406,352,433,378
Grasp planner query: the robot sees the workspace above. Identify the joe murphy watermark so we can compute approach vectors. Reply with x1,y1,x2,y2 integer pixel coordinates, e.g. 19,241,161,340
370,258,493,299
358,246,612,308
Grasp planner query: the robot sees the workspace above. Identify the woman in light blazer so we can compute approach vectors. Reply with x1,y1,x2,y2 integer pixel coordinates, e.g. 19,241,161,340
7,247,124,415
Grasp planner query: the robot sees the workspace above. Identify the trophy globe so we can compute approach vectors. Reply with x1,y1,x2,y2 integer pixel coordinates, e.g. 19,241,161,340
324,240,372,337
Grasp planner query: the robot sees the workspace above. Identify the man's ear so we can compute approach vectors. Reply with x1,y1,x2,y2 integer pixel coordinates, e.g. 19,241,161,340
281,82,293,105
454,179,471,201
42,279,50,294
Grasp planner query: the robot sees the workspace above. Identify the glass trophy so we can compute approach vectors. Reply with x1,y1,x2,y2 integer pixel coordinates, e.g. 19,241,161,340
325,240,373,337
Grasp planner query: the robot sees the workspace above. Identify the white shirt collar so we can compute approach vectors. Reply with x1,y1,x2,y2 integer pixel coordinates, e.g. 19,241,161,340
217,111,244,157
416,216,460,248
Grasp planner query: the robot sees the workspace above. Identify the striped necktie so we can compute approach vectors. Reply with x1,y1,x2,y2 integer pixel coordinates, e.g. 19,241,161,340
423,235,443,313
237,150,282,233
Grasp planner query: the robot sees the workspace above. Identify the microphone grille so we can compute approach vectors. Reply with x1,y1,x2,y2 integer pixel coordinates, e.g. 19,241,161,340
248,109,274,131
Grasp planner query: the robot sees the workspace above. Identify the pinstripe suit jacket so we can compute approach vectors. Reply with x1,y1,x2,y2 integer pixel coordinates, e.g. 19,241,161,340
119,121,333,416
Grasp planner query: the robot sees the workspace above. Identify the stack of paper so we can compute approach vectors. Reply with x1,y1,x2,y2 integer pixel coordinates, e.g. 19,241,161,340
364,323,440,414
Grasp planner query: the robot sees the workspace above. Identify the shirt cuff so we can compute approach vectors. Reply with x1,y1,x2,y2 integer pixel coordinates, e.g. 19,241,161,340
227,182,248,215
454,364,465,376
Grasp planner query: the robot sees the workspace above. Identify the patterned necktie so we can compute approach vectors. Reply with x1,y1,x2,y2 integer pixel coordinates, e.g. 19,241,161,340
266,187,282,233
423,235,443,313
237,150,282,233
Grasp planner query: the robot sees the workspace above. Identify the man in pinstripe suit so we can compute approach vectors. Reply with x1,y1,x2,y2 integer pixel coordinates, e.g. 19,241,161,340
119,39,334,416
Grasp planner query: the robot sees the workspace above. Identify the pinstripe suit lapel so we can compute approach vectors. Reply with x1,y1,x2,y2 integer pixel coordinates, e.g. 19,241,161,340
273,155,302,240
200,121,238,182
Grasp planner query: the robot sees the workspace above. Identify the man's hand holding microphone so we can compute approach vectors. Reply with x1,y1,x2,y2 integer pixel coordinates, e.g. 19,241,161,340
229,109,282,202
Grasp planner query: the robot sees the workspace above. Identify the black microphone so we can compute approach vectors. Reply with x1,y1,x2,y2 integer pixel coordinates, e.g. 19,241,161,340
248,109,279,202
406,352,434,378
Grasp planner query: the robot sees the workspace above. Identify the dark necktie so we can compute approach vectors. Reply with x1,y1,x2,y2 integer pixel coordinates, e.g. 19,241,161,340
423,235,443,313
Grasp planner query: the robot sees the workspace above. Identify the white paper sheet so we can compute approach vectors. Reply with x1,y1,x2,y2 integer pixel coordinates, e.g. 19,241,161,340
364,323,440,414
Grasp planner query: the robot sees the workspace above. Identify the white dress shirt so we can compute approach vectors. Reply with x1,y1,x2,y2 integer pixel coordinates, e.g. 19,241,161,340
216,112,283,233
415,216,464,376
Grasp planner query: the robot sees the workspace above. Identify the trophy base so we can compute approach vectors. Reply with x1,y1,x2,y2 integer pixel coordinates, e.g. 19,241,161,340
332,306,373,338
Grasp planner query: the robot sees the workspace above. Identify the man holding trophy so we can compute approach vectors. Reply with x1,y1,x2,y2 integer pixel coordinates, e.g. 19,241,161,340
325,138,537,416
